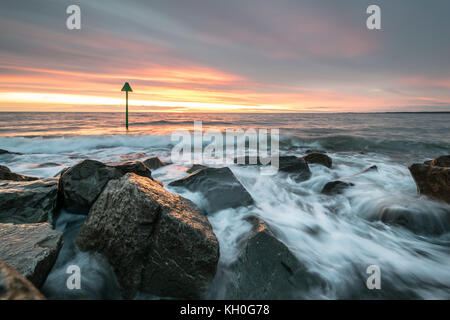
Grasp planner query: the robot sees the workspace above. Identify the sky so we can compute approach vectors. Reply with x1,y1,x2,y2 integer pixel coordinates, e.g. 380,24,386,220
0,0,449,113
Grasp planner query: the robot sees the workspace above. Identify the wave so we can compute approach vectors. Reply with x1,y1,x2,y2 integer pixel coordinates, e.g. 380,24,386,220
0,133,448,159
279,134,450,155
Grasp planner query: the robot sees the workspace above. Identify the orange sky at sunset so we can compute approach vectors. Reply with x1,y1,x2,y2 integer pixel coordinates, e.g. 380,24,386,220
1,1,450,113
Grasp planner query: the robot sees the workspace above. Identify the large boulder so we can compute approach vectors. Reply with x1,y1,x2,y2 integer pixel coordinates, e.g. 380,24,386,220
0,165,38,181
59,159,153,214
143,156,167,170
107,160,152,178
0,223,62,288
76,173,220,299
303,152,332,169
0,178,59,224
278,156,312,182
227,216,324,299
409,157,450,204
0,261,45,300
168,167,254,214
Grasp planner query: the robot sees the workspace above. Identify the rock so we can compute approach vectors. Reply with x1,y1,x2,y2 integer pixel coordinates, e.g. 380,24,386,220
59,159,153,214
187,164,208,173
303,152,332,168
0,178,59,224
227,216,324,299
305,149,326,154
321,180,355,195
377,206,450,235
107,160,152,178
358,165,378,174
278,156,312,182
409,162,450,204
169,167,254,214
29,162,61,169
0,223,63,287
233,156,265,165
431,155,450,167
120,152,146,160
0,149,22,155
0,261,45,300
0,165,39,181
76,173,219,299
143,156,167,170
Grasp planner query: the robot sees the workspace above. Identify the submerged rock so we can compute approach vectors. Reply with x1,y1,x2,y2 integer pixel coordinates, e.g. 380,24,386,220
0,261,46,300
321,180,355,195
169,167,254,214
77,173,219,299
0,178,59,224
409,159,450,204
278,156,312,182
376,206,450,235
0,223,62,288
59,159,153,214
359,165,378,174
143,156,167,170
0,149,22,155
303,152,332,169
187,164,208,173
227,216,324,299
0,165,38,181
29,163,61,169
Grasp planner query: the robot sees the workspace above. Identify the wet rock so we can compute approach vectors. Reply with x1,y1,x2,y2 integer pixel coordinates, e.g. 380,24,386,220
358,165,378,174
59,159,153,214
77,173,219,299
169,167,254,213
0,165,39,181
377,206,450,235
303,152,332,168
187,164,208,174
143,156,167,170
107,160,152,178
431,155,450,168
0,149,22,155
29,162,61,169
278,156,312,182
305,149,326,154
0,178,59,224
120,152,146,160
321,180,355,195
227,216,324,299
409,162,450,204
0,261,45,300
0,223,63,288
233,156,265,165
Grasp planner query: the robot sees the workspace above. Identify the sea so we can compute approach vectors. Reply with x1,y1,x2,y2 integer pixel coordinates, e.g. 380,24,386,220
0,112,449,299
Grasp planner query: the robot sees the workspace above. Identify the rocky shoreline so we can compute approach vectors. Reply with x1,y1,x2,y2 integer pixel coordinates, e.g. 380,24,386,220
1,150,449,299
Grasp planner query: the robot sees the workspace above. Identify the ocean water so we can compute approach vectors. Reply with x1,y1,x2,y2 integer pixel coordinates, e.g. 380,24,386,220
1,112,450,299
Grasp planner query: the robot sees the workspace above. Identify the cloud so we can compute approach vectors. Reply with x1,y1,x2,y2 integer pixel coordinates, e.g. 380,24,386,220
0,0,449,112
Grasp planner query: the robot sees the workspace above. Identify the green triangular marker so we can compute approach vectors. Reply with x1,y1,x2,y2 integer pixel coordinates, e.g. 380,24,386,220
121,82,133,129
121,82,133,92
